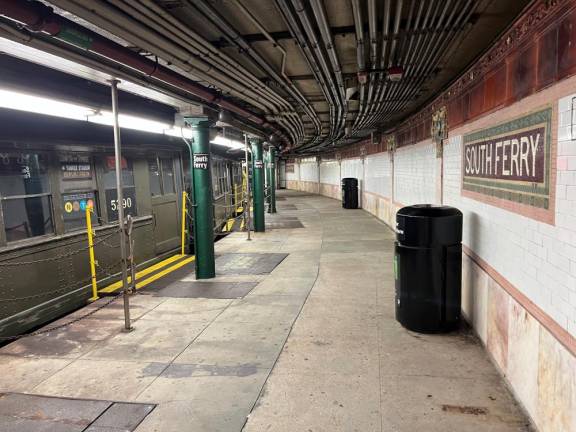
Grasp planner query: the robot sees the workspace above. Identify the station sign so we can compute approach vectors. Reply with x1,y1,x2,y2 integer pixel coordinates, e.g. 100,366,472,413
462,107,552,210
193,153,209,170
254,159,264,169
105,187,137,221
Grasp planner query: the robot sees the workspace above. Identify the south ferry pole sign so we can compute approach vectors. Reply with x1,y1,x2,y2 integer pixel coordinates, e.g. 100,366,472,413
193,153,209,170
462,107,552,210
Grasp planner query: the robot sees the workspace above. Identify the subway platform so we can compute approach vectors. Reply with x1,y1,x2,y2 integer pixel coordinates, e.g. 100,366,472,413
0,190,530,431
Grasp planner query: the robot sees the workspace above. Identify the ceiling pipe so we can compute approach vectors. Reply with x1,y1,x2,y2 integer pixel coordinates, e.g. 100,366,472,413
363,0,431,129
351,0,380,132
113,0,289,111
233,0,322,142
373,0,437,124
188,0,304,145
358,0,402,130
373,0,473,128
47,0,279,117
350,0,366,132
310,0,347,135
0,0,268,126
275,0,336,146
290,0,344,144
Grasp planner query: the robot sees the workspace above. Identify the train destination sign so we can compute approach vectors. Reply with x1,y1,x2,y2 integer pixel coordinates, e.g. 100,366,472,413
60,155,92,180
462,107,552,210
194,153,209,170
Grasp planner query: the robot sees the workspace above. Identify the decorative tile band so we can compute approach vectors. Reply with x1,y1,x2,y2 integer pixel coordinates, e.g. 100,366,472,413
462,107,553,210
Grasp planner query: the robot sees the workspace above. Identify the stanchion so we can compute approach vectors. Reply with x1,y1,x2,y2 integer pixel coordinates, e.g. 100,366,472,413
110,79,133,332
180,191,187,256
85,206,99,302
126,215,136,294
244,134,252,241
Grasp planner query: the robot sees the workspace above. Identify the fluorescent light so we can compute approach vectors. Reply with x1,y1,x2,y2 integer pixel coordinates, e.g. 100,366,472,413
210,135,244,149
0,89,94,120
0,88,193,138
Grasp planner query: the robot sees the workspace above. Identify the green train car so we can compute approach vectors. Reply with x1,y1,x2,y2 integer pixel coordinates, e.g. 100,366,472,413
0,108,244,340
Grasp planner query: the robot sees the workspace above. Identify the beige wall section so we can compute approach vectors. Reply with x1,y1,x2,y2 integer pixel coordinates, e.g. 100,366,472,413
286,75,576,432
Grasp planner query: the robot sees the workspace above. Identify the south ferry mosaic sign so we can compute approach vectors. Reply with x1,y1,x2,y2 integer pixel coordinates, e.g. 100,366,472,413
462,107,552,210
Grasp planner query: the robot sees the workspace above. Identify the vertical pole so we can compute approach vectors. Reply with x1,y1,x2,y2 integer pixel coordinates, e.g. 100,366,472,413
251,138,265,232
244,134,252,241
185,117,215,279
127,215,136,292
110,79,132,332
86,206,99,301
269,146,277,213
264,150,270,211
180,191,187,256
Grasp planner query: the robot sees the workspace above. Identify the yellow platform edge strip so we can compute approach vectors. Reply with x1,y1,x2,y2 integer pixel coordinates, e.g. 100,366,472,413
99,253,190,294
134,256,195,290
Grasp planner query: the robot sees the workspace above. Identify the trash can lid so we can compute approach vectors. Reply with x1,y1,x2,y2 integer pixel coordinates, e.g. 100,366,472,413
397,204,462,218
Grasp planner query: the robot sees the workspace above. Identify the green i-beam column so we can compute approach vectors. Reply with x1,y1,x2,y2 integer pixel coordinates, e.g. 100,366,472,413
251,138,265,232
268,146,277,213
185,117,215,279
264,150,271,210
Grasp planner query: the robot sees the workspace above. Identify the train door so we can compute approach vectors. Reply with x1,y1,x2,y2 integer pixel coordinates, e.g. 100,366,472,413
148,155,181,254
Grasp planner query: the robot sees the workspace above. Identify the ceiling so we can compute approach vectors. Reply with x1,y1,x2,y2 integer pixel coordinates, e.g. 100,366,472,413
0,0,531,153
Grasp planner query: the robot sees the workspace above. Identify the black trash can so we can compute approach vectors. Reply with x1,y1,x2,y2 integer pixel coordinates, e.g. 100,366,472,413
341,177,358,209
394,204,462,333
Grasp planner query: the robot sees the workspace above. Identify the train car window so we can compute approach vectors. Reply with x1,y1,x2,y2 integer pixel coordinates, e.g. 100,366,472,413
148,158,162,196
0,152,54,242
212,159,221,198
59,154,100,232
212,159,229,199
102,156,137,222
161,158,175,195
102,156,135,189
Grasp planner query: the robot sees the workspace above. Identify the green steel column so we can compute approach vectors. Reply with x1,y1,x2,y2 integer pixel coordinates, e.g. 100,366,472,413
264,150,271,209
185,117,215,279
268,146,277,213
251,138,265,232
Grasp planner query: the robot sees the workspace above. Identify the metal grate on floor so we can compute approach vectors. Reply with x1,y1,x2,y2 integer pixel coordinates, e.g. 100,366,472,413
265,215,304,229
0,393,155,432
216,253,288,275
145,281,259,299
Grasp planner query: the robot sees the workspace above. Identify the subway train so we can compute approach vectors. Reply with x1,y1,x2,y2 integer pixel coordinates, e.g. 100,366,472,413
0,107,245,340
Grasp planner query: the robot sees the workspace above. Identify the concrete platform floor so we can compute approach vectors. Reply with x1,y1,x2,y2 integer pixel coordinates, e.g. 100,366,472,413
0,190,531,431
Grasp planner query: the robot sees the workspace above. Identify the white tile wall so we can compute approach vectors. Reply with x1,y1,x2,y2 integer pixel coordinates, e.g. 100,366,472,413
365,153,392,199
299,161,319,183
394,142,437,205
319,160,340,185
286,162,299,181
341,158,363,181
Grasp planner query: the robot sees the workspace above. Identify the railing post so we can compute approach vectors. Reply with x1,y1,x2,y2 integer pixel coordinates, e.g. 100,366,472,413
86,206,99,301
180,191,187,256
